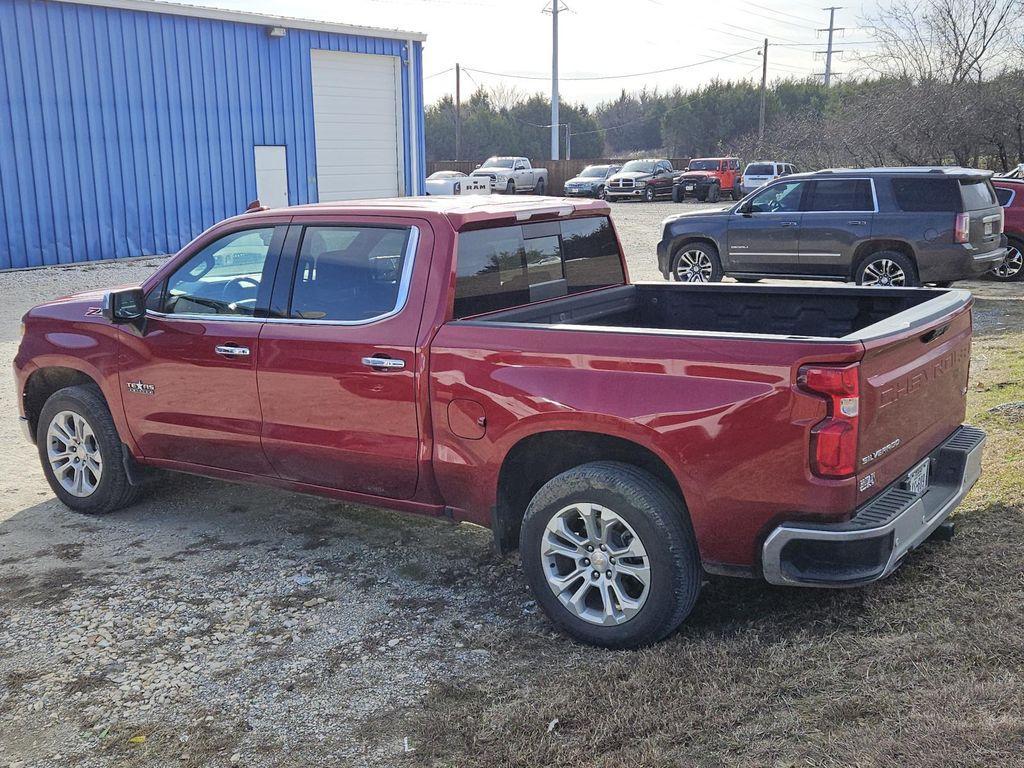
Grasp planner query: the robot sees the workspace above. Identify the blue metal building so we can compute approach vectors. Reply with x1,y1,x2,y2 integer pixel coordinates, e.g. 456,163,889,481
0,0,427,269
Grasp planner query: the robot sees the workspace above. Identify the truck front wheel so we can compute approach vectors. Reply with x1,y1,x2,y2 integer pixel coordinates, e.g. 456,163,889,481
505,180,516,195
519,461,702,649
37,384,145,514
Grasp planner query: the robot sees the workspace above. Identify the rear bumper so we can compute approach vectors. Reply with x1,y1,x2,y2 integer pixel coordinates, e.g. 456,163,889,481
919,246,1006,281
761,425,985,587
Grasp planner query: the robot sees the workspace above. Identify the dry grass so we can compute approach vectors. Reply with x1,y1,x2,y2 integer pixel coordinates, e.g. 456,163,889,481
396,284,1024,768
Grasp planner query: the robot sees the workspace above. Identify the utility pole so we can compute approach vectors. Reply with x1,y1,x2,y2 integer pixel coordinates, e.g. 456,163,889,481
758,38,768,145
550,1,560,160
818,6,844,87
565,123,571,161
454,63,461,161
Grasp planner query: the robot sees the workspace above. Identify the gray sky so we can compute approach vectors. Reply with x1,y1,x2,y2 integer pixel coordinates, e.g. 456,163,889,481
177,0,880,107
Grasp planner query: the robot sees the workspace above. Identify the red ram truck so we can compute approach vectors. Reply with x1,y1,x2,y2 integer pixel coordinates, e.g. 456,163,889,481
14,196,985,648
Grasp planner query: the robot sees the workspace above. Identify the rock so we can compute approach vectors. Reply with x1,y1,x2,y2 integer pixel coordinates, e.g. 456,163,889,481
387,638,401,648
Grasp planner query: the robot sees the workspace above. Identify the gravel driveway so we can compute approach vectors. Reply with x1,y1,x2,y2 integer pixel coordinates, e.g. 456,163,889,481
0,201,1016,767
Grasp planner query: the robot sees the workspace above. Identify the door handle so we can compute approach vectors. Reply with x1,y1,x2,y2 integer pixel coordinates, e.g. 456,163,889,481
215,344,251,357
848,220,867,226
779,221,799,227
362,356,406,370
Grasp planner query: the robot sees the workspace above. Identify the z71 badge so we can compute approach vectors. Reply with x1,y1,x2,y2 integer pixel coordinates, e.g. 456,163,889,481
127,381,155,396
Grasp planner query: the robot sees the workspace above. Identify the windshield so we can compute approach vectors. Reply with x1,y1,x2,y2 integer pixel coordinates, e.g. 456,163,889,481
481,157,515,169
688,159,721,171
621,160,656,173
745,163,774,176
580,165,611,178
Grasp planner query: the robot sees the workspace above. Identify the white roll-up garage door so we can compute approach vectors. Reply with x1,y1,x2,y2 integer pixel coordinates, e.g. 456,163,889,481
310,50,404,201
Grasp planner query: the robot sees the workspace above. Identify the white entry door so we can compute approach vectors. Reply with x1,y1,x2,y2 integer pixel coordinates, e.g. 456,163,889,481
310,49,404,201
254,146,289,209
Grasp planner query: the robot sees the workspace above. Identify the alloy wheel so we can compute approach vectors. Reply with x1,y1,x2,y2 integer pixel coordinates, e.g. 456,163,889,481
47,410,102,497
540,502,651,626
674,249,714,282
992,243,1023,279
861,258,907,286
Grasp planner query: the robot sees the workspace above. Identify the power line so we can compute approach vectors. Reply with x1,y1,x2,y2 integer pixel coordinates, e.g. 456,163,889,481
740,1,820,25
462,47,759,82
424,67,454,79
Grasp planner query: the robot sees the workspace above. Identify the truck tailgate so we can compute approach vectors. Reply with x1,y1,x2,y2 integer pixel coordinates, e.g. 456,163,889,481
855,294,973,500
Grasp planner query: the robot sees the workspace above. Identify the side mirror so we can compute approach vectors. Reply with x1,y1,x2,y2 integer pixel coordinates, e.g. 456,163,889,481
738,200,754,215
102,287,145,324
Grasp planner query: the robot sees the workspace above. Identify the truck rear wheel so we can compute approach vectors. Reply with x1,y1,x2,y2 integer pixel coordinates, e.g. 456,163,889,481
855,250,920,287
535,178,545,195
520,462,702,648
37,384,145,514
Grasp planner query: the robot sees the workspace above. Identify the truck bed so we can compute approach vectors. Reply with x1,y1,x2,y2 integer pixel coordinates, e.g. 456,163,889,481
463,282,967,341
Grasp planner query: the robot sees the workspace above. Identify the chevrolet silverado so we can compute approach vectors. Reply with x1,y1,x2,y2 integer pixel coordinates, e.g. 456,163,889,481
15,196,985,648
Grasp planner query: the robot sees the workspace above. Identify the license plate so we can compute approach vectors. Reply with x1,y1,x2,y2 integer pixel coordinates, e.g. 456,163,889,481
985,222,993,235
685,185,694,191
903,459,929,496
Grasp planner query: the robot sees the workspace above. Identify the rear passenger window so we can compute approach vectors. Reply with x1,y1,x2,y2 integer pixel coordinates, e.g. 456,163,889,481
807,179,874,212
891,178,961,212
995,187,1014,207
454,217,625,318
289,226,411,322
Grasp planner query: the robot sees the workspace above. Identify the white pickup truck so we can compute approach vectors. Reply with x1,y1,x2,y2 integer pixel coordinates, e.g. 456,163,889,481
470,156,548,194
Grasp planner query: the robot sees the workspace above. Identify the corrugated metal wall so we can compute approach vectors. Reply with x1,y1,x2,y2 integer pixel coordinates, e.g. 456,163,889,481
0,0,426,269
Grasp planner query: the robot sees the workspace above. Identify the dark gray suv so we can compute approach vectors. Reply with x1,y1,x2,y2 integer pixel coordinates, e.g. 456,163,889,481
657,167,1008,286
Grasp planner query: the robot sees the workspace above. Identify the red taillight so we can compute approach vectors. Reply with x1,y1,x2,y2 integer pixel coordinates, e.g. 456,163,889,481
799,363,860,478
954,212,970,243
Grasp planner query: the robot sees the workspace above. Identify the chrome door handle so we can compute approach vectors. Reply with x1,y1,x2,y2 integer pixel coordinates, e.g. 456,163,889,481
362,356,406,370
779,221,799,227
215,344,250,357
848,220,867,226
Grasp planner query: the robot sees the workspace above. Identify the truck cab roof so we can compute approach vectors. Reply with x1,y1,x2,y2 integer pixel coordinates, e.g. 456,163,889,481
241,195,612,232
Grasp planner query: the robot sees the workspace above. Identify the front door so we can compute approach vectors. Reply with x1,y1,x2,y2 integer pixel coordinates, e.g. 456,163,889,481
257,219,428,499
725,180,807,273
799,178,877,276
120,226,285,475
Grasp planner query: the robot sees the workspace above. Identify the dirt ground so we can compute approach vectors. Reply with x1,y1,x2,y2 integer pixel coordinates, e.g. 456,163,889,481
1,201,1022,767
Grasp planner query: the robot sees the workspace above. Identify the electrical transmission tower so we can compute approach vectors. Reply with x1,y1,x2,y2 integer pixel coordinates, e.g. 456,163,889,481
817,6,844,86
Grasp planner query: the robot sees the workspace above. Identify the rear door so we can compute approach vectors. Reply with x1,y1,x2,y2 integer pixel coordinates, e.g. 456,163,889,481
798,177,877,276
958,178,1004,255
726,180,806,273
256,217,430,499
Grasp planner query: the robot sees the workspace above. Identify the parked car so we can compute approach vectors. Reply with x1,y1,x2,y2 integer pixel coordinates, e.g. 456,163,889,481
563,164,620,199
605,159,680,202
470,156,548,194
990,178,1024,281
16,196,986,649
672,157,743,203
658,167,1008,287
1002,163,1024,180
425,170,490,196
740,161,797,195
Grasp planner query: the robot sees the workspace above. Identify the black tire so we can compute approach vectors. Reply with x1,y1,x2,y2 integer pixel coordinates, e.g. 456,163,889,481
597,186,607,200
930,281,954,288
855,249,920,287
696,190,707,202
731,186,742,201
989,238,1024,282
706,184,720,203
506,180,515,195
672,186,682,203
519,461,702,649
670,242,724,283
644,186,656,202
37,384,144,514
734,277,761,283
535,178,545,195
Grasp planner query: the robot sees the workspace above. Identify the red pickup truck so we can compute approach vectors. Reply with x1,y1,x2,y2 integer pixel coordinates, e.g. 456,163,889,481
15,196,985,648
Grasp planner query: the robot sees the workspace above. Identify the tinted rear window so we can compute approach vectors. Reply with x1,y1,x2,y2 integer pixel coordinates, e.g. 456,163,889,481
960,180,997,211
995,187,1015,206
454,217,625,318
746,163,774,175
891,178,961,212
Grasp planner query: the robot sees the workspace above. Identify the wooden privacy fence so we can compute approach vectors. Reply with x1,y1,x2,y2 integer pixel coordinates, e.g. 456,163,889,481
427,158,692,195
